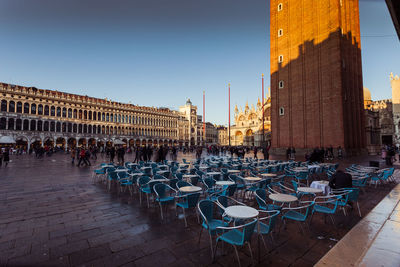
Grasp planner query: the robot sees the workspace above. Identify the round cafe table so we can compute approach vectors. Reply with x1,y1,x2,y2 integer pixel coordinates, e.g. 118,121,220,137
224,205,259,219
297,187,323,194
269,193,298,203
179,186,202,193
227,170,240,174
115,168,129,172
151,178,169,183
182,174,197,181
310,180,331,195
207,172,221,175
261,173,277,177
216,181,235,186
244,177,262,182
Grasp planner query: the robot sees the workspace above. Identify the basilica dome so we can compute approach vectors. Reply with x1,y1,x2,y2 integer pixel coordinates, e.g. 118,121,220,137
363,87,371,101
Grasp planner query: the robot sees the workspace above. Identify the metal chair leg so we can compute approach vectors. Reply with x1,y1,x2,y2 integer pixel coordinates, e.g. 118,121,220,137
198,227,203,244
159,203,164,220
233,245,242,267
357,202,362,217
209,233,214,259
247,242,254,266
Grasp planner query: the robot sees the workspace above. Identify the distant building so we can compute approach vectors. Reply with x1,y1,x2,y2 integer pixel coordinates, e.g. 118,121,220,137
391,73,400,145
230,98,271,147
0,83,202,150
216,126,228,146
205,122,218,144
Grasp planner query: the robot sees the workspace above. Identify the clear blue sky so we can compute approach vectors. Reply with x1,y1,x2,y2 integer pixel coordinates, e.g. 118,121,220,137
0,0,398,125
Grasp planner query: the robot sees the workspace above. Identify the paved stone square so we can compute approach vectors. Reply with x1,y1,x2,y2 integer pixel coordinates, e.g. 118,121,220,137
0,152,398,266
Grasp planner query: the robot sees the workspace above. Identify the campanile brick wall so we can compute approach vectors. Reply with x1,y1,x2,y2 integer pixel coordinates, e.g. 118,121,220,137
270,0,365,153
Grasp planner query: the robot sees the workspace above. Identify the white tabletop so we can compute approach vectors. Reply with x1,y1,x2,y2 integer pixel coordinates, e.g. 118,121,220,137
183,174,198,178
261,173,277,177
269,193,298,203
129,173,144,176
207,172,221,175
179,186,202,193
179,163,189,167
151,178,169,182
227,170,240,173
141,166,152,170
224,205,259,219
216,181,235,186
308,165,320,169
244,177,262,181
297,187,323,194
115,169,129,172
199,166,210,169
293,167,308,172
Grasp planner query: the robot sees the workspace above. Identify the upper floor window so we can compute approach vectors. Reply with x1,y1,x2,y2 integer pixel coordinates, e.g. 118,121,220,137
278,3,283,11
279,80,284,89
278,29,283,37
278,55,283,63
279,107,285,116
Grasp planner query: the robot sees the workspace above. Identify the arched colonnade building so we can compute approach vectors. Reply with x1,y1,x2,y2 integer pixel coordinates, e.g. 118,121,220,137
0,83,199,150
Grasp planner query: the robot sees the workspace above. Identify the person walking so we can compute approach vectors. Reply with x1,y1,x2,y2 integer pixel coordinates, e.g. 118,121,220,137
71,147,76,164
109,146,116,163
253,147,258,159
0,149,3,167
117,146,125,165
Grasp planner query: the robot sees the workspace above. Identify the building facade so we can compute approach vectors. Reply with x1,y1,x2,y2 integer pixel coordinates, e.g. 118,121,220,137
230,98,271,147
391,73,400,145
217,126,228,146
270,0,365,154
0,83,200,150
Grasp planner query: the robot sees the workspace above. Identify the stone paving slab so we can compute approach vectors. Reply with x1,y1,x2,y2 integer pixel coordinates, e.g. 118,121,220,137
0,152,397,266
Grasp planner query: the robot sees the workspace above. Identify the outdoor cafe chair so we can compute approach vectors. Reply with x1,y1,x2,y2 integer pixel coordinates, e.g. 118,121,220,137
137,176,152,206
213,219,258,267
176,192,201,227
255,210,280,249
279,201,314,235
332,188,361,217
310,194,344,226
154,183,177,220
255,188,282,211
198,200,229,259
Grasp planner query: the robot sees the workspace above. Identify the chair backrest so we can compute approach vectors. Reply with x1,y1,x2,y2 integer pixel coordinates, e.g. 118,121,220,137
223,184,237,197
255,189,267,209
202,177,216,189
154,183,168,199
176,180,191,189
259,210,280,233
117,171,129,179
295,171,308,180
242,220,258,243
185,193,201,208
198,199,214,224
138,176,151,187
291,180,298,191
108,171,119,180
153,174,165,180
169,178,178,189
175,173,183,180
340,188,359,201
190,175,200,186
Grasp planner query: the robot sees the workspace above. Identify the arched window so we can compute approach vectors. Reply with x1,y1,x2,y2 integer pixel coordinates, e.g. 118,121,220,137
106,113,109,122
24,103,30,113
93,125,97,134
31,104,37,114
88,125,92,134
68,108,72,118
79,110,82,119
50,106,55,116
68,123,72,133
62,123,66,132
44,105,49,115
1,100,7,111
84,110,87,120
78,124,82,133
88,111,92,120
56,122,61,132
50,121,55,131
73,109,77,119
0,117,6,129
93,111,97,120
97,112,101,121
110,114,113,122
37,120,43,131
83,124,87,134
23,119,29,130
56,107,61,117
16,102,22,113
8,118,14,129
44,121,49,131
38,104,43,115
16,119,22,130
62,108,67,118
9,101,15,113
73,124,77,133
30,120,36,131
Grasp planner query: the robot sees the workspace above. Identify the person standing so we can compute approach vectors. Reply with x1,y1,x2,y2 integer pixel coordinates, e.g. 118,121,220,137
3,148,9,167
263,143,270,160
0,149,3,167
110,146,116,163
253,147,258,159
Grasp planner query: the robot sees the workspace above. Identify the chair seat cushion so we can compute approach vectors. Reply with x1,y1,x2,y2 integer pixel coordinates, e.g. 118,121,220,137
157,196,175,203
313,204,334,214
283,210,306,221
218,229,243,246
254,222,271,234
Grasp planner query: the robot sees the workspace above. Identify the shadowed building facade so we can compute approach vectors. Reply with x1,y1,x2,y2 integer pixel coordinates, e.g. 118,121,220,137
270,0,365,154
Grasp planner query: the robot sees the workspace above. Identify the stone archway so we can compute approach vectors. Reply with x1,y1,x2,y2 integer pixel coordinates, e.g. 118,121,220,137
15,136,28,152
56,137,66,149
234,131,243,145
68,138,77,149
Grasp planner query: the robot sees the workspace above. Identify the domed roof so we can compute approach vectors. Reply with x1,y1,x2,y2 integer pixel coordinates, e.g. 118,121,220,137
186,98,192,105
363,87,371,101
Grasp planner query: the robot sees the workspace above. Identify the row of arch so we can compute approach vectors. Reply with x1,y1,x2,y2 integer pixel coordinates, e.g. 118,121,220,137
0,117,177,138
13,136,183,150
0,100,176,127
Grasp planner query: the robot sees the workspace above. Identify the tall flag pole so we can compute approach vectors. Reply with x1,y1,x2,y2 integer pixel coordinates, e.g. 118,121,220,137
262,74,265,146
228,83,231,147
203,90,205,145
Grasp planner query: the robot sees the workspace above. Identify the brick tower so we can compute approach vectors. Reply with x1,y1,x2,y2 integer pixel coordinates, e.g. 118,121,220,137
270,0,365,154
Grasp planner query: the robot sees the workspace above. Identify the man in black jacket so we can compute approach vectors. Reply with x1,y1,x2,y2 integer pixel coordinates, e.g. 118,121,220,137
329,170,352,189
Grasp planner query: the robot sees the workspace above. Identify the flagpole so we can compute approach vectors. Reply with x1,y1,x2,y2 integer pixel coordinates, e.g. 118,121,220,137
228,83,231,147
262,74,265,146
203,90,205,145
